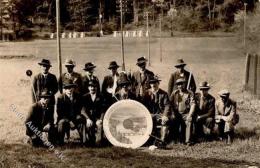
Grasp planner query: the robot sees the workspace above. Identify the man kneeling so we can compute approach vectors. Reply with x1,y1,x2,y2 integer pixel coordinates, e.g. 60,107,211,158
56,80,86,145
25,90,56,147
143,76,174,147
82,80,105,146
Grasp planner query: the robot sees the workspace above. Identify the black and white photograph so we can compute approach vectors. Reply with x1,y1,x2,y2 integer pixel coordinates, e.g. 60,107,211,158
0,0,259,167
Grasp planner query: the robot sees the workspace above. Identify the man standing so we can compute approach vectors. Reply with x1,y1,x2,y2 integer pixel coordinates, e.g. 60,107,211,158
194,81,215,141
215,89,238,144
25,90,56,147
101,61,120,109
143,76,173,145
168,59,196,96
131,57,154,100
56,80,86,145
170,78,196,145
58,58,82,94
82,62,100,95
32,59,58,116
82,80,105,146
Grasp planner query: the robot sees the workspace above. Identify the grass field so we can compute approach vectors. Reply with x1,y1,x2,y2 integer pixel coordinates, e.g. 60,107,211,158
0,36,259,167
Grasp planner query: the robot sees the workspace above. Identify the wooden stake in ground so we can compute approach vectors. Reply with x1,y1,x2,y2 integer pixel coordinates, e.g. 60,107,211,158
120,0,125,71
56,0,62,79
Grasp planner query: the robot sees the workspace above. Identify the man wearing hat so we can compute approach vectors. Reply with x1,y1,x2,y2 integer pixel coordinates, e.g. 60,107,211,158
58,58,82,95
81,80,105,146
131,56,154,100
194,81,215,141
82,62,100,95
168,58,196,96
143,76,173,145
170,78,196,145
32,59,58,117
215,89,238,144
25,89,56,147
101,61,120,109
56,79,86,145
115,72,136,101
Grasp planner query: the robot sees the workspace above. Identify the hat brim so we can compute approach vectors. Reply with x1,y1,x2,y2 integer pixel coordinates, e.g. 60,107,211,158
149,80,161,84
175,63,186,68
83,66,96,71
108,65,120,69
65,64,75,67
199,86,210,90
38,63,52,67
63,84,77,88
136,61,147,65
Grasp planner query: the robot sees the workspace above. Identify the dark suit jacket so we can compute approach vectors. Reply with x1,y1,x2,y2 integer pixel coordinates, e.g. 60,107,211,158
82,75,100,95
56,93,83,122
58,72,83,94
168,70,196,95
81,93,105,121
143,89,171,117
114,91,136,101
131,69,154,97
195,93,215,119
32,73,58,103
25,102,54,136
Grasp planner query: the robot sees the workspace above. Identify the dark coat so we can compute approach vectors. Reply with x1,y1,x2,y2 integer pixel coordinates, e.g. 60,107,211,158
131,69,154,97
56,93,83,122
143,89,171,117
114,90,136,101
168,70,196,96
81,93,105,121
82,75,100,95
25,102,54,136
195,93,215,119
32,73,58,103
58,72,83,94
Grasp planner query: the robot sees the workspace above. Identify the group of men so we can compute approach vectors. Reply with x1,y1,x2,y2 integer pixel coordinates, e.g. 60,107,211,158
25,57,239,148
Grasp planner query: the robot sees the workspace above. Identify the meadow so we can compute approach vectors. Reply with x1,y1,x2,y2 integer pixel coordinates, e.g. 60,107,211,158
0,36,259,167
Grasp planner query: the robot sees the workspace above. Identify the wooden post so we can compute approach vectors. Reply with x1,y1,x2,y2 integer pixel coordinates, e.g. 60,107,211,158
56,0,62,79
244,3,247,50
159,14,162,63
244,53,251,89
120,0,125,71
253,54,258,95
146,12,151,66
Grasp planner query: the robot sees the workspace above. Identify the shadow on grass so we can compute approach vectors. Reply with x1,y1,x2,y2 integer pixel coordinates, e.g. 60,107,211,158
0,143,259,168
235,126,260,140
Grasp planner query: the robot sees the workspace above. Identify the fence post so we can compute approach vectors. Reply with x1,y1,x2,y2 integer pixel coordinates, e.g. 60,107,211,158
257,54,260,99
244,53,251,89
253,54,258,95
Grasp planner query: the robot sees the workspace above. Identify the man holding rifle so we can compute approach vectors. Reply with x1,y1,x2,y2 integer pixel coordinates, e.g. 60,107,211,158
168,59,196,96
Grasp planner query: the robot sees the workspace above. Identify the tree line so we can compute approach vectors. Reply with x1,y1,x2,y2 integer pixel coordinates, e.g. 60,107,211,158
0,0,258,37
